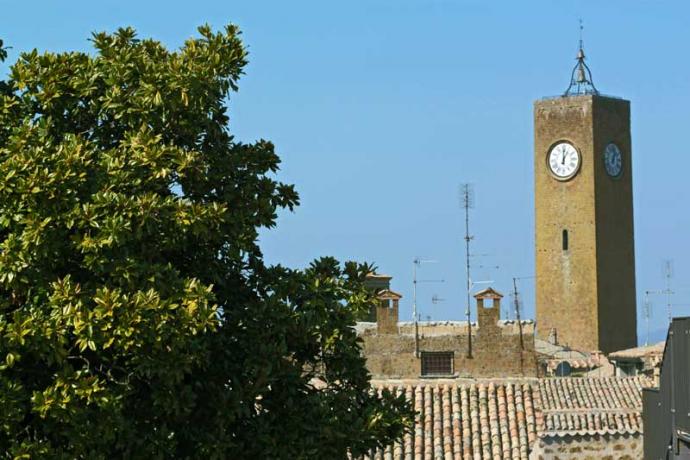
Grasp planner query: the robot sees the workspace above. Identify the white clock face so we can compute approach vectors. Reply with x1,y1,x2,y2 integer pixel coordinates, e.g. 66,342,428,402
604,143,622,177
548,142,580,180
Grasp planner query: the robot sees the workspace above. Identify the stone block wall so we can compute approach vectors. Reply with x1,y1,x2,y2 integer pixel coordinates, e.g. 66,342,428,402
376,298,398,334
529,433,643,460
359,319,538,379
360,285,538,379
534,95,637,354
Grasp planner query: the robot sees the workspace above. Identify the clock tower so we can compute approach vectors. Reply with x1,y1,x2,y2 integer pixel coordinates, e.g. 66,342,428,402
534,43,637,353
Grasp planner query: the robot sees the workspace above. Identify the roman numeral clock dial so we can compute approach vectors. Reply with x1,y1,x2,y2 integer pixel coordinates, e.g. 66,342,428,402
548,142,580,180
604,142,622,177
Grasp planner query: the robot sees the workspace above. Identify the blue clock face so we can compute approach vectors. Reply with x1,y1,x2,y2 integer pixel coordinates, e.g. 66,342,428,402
604,143,622,177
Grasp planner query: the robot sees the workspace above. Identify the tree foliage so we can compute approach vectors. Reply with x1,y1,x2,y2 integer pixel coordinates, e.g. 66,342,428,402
0,26,412,459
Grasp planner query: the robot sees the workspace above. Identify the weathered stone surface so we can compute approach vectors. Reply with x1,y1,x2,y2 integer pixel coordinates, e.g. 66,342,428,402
534,95,637,354
360,293,538,379
529,433,643,460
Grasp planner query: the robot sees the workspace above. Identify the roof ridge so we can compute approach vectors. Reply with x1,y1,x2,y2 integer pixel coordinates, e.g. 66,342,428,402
541,408,641,414
363,377,644,459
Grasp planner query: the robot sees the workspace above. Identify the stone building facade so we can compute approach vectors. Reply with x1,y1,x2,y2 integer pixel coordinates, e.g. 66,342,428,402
358,283,538,379
534,94,637,354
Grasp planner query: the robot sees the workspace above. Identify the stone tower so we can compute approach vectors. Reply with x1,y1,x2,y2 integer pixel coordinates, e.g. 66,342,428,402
534,43,637,353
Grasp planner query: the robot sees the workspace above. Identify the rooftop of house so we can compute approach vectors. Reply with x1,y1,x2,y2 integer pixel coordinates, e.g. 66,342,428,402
535,338,610,373
535,338,591,358
608,341,665,360
361,376,650,460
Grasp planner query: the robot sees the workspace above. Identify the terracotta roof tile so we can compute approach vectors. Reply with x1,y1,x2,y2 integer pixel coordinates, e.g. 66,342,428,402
362,376,647,459
537,376,648,438
363,381,539,459
608,341,665,359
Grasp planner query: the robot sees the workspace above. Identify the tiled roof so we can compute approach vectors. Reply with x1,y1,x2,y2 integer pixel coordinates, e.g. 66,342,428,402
538,376,648,437
545,356,606,371
362,376,648,459
473,287,503,299
608,341,665,360
534,338,591,360
364,381,539,460
377,289,403,300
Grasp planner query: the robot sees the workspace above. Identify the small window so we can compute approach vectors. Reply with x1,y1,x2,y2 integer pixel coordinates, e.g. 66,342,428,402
562,229,569,251
421,352,454,376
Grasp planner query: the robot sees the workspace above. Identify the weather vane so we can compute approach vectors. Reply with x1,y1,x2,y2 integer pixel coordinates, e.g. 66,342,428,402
564,19,599,96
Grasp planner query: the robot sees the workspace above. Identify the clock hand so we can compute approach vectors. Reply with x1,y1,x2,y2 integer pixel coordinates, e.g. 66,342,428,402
561,151,566,165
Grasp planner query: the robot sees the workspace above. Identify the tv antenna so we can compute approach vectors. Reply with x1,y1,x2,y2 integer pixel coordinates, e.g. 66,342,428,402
431,294,445,304
511,277,528,374
663,260,674,322
475,254,500,281
511,276,534,373
460,184,475,358
644,259,676,341
412,257,444,356
412,258,444,320
643,291,652,346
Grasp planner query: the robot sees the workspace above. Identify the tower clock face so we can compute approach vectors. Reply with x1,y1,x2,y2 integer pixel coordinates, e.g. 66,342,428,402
548,142,580,180
604,143,622,177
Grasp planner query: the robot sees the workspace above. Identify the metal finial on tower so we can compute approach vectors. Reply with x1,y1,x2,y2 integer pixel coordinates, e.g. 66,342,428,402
564,19,599,96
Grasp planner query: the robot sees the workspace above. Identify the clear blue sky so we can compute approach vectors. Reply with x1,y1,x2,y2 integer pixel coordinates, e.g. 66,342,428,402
2,0,689,345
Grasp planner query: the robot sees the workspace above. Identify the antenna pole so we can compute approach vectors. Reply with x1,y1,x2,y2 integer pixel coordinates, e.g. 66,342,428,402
513,277,524,351
413,260,417,322
465,195,471,358
644,291,651,346
664,260,674,323
412,259,419,357
513,277,525,375
461,184,474,359
412,258,442,358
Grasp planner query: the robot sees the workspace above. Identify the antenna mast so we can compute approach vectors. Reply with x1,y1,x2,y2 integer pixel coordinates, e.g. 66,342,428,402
643,291,652,346
461,184,475,358
512,278,525,351
412,258,443,357
512,277,525,375
664,260,674,323
645,260,676,340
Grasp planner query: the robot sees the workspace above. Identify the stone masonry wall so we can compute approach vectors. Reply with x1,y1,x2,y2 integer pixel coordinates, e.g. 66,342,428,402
376,298,398,334
360,301,538,379
529,433,643,460
534,95,637,353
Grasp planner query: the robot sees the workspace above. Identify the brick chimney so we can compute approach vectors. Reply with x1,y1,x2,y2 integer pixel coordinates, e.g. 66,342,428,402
474,287,503,335
375,290,401,334
365,273,402,334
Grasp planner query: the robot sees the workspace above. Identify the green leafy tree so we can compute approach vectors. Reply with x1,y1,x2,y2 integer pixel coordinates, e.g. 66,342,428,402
0,26,412,459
